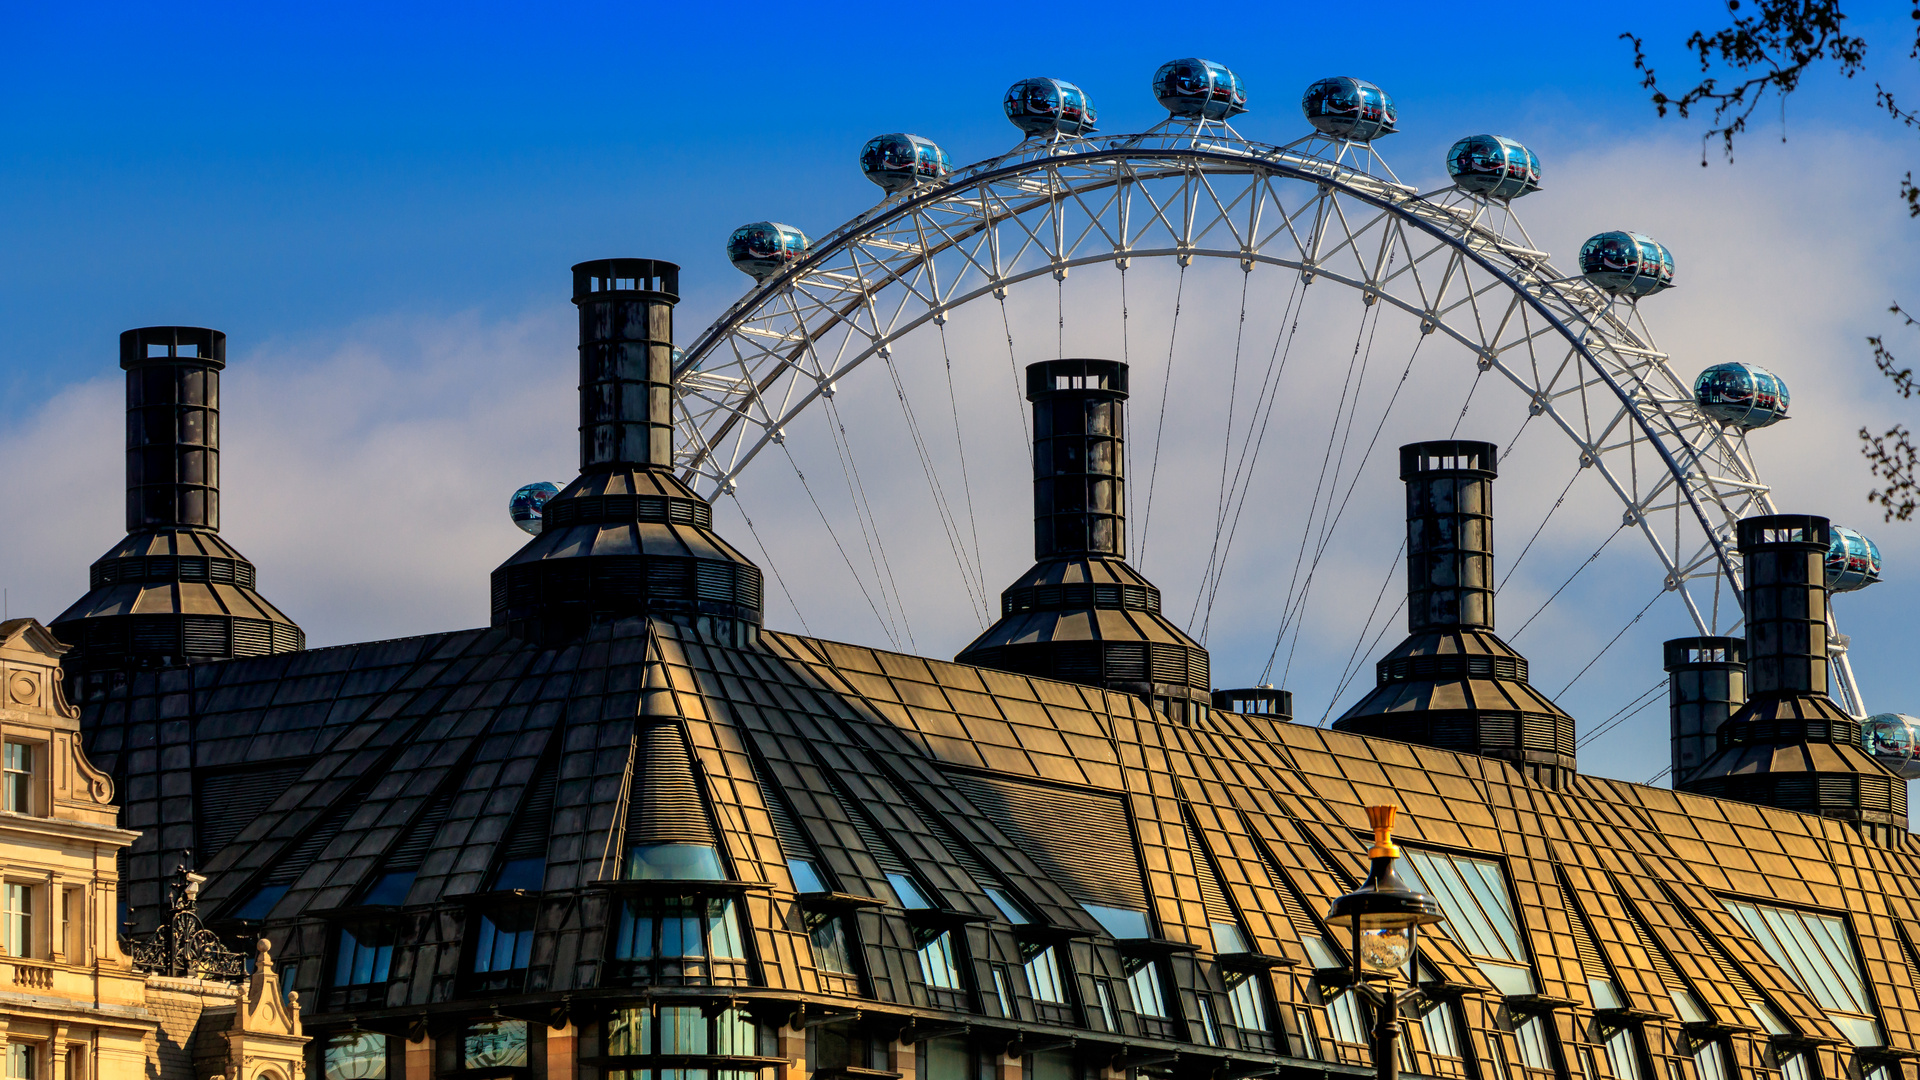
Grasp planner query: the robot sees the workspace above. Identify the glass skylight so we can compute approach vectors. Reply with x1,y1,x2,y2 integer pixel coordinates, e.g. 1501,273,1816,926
1401,848,1537,995
1723,899,1882,1047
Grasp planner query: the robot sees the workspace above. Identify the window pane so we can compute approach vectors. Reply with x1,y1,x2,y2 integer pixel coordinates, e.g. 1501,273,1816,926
4,744,32,815
983,888,1029,925
992,965,1017,1018
235,885,289,922
1210,921,1248,954
709,899,745,959
1227,972,1268,1033
715,1007,759,1056
887,874,929,909
1588,978,1625,1011
1095,980,1121,1033
1301,935,1343,970
1127,961,1168,1018
1513,1015,1553,1071
1693,1041,1728,1080
659,1007,708,1054
616,903,656,960
1725,898,1878,1038
1325,990,1366,1044
1025,946,1066,1004
324,1032,388,1080
492,857,545,892
924,1035,969,1080
1294,1006,1321,1059
1083,904,1151,940
1402,850,1523,964
1604,1027,1643,1080
787,859,825,894
473,917,499,972
808,914,855,973
1197,995,1223,1046
627,844,724,881
917,930,963,989
5,885,30,960
1484,1033,1512,1080
1477,962,1537,997
360,872,414,907
1420,1000,1460,1058
464,1020,528,1069
607,1007,653,1056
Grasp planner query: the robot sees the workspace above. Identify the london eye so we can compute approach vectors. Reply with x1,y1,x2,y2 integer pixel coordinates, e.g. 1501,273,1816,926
623,59,1877,743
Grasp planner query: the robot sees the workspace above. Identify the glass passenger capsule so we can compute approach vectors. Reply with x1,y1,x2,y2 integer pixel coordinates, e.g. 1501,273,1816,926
1825,525,1882,592
1301,77,1396,141
1004,77,1097,137
860,133,952,194
509,481,560,536
1693,362,1789,428
1152,58,1247,120
1446,135,1541,199
726,221,810,282
1863,714,1920,778
1578,231,1674,297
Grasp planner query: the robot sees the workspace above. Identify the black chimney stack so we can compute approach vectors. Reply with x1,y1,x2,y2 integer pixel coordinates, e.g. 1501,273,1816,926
1333,440,1576,787
1029,358,1128,559
1403,440,1495,632
1664,636,1746,788
1680,515,1904,840
490,260,764,646
574,259,678,473
957,359,1211,721
122,327,225,531
53,327,304,695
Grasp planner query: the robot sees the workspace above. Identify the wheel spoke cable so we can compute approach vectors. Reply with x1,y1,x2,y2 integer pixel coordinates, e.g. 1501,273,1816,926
726,490,812,637
938,319,990,623
1119,265,1135,554
1496,463,1584,596
1554,587,1665,698
997,291,1031,458
1136,261,1188,568
1192,271,1307,641
1189,268,1253,629
1509,527,1624,642
1319,562,1407,725
780,443,899,649
1278,297,1405,687
879,345,991,628
1576,676,1669,751
1323,359,1497,713
821,401,915,651
1260,296,1382,684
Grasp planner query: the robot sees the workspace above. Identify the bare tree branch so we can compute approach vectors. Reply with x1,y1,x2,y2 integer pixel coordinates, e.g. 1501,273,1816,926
1624,1,1867,163
1862,423,1920,521
1870,304,1920,397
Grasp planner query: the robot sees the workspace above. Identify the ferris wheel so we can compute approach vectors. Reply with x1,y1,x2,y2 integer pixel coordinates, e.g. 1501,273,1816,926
656,60,1880,725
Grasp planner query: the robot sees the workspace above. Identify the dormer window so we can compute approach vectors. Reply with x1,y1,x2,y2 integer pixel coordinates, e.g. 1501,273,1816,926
3,743,33,814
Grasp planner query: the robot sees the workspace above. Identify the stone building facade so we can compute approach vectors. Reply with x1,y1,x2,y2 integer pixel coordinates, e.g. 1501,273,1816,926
0,618,308,1078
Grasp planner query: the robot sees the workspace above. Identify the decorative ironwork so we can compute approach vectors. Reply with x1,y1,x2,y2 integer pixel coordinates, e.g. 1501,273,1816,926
124,862,247,982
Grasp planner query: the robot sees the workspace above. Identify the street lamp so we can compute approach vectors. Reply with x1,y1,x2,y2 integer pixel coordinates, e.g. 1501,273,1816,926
1323,806,1447,1080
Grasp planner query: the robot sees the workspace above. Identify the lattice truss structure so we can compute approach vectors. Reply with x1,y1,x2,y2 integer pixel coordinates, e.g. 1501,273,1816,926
671,122,1847,706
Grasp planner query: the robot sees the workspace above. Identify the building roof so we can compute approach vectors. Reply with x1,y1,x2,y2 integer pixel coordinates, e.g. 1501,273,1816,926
81,613,1920,1067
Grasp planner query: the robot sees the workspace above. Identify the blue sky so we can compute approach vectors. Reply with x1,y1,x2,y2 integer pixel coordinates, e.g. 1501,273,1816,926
5,2,1919,785
6,0,1915,416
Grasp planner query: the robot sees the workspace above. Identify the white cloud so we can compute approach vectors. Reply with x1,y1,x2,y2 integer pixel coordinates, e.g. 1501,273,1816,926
6,126,1917,790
